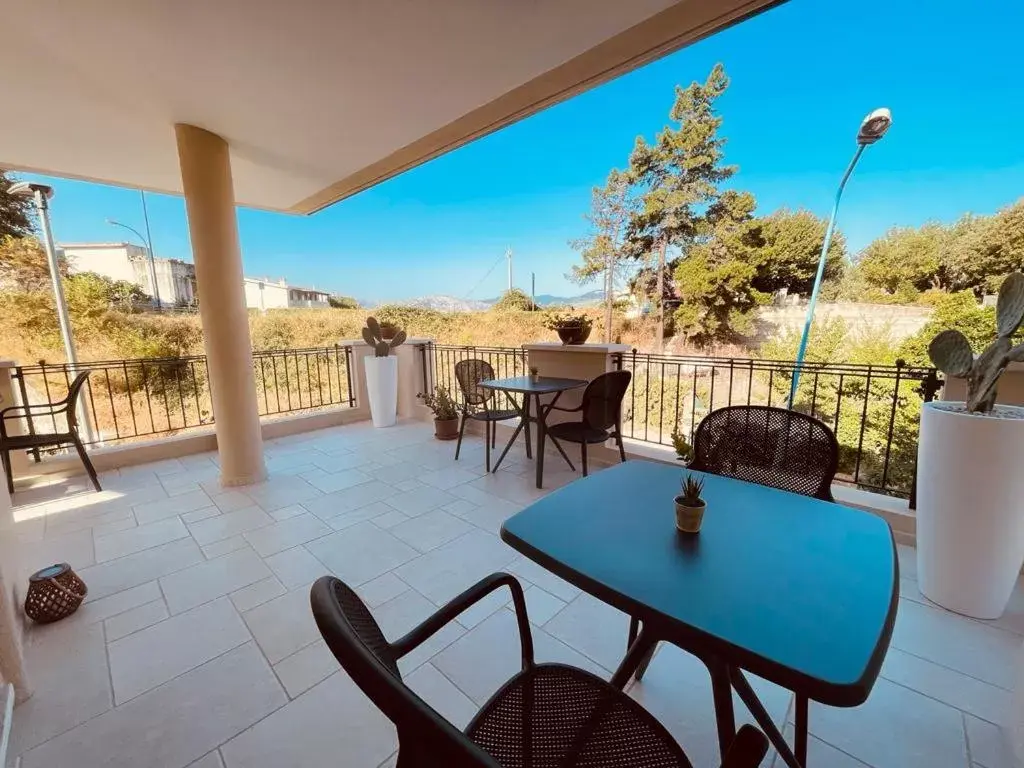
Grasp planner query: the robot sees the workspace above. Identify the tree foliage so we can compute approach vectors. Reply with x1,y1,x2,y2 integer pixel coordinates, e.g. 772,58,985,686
0,235,67,291
328,295,359,309
492,287,538,311
0,171,34,240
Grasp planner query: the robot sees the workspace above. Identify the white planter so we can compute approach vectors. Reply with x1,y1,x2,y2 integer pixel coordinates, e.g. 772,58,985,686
364,355,398,428
917,401,1024,619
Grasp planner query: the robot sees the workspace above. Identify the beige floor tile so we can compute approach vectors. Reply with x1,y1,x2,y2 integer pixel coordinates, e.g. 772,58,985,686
299,467,373,493
104,600,170,642
415,466,481,491
242,513,332,557
405,663,478,730
264,545,329,589
454,588,512,630
325,500,397,531
77,537,204,600
11,623,111,755
220,672,396,768
432,609,607,705
807,677,967,768
211,490,256,513
160,547,272,614
188,506,274,546
966,713,1014,768
243,587,321,664
393,529,517,605
506,555,581,602
230,576,287,613
779,724,872,767
371,588,467,674
371,509,410,529
14,528,95,579
95,517,190,562
302,482,399,521
201,534,251,559
78,580,163,624
182,506,221,524
187,751,225,768
389,510,473,553
108,597,251,703
268,503,308,521
543,592,631,671
273,639,339,698
133,489,212,526
239,475,322,512
355,572,410,608
306,522,419,586
20,643,286,768
384,486,457,517
519,584,567,627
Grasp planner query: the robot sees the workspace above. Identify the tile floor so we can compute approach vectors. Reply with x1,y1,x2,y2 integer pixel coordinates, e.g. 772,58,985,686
1,419,1021,768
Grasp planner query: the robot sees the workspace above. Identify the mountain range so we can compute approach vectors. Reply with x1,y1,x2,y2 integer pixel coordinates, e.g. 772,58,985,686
360,289,606,312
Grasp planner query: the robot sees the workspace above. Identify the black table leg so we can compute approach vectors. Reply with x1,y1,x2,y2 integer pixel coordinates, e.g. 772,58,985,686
535,394,545,489
795,694,808,766
731,668,804,768
609,625,658,689
706,657,737,760
491,397,529,473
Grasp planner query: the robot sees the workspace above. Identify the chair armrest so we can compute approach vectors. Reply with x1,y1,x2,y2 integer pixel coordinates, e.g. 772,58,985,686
720,725,769,768
390,572,534,670
547,404,582,413
0,402,65,419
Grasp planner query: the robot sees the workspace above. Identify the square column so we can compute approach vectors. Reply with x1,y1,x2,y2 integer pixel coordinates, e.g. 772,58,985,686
175,125,266,486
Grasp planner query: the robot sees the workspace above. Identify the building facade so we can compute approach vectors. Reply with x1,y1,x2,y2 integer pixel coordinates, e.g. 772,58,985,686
242,277,331,309
60,242,196,307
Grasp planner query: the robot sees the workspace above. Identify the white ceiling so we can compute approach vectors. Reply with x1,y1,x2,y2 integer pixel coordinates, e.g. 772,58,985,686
1,0,780,213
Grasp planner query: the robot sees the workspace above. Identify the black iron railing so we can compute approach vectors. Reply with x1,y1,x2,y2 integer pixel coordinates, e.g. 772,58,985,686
418,343,528,399
11,345,355,448
613,351,941,501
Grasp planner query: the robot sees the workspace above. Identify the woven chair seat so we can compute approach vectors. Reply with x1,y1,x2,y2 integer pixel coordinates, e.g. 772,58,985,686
466,663,691,768
468,409,520,422
546,421,611,445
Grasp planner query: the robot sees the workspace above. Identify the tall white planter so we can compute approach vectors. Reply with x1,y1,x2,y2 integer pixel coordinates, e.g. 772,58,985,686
364,355,398,428
917,401,1024,619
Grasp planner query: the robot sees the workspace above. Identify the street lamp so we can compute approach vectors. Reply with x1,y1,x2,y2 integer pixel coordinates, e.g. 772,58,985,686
7,181,96,442
108,192,161,308
788,108,892,408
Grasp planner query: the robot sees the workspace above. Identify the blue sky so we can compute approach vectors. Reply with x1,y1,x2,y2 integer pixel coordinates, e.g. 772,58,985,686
22,0,1024,303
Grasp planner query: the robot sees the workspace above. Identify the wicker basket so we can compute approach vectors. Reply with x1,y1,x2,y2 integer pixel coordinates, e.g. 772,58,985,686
24,563,88,623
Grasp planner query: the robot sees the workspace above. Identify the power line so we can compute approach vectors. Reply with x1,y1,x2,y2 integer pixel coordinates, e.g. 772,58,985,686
463,252,506,299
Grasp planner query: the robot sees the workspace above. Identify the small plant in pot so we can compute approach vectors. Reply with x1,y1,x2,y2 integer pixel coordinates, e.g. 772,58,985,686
418,386,460,440
543,309,592,345
528,366,540,383
378,321,400,341
674,473,705,533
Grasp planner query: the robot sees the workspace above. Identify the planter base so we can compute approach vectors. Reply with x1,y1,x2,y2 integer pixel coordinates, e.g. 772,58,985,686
365,356,398,428
433,418,460,441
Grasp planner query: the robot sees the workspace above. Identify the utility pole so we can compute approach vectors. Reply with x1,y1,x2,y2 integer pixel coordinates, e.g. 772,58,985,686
506,246,512,292
531,272,536,310
656,238,667,354
140,190,161,310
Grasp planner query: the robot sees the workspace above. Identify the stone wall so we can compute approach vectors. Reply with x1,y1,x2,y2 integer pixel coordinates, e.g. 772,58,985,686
756,302,933,342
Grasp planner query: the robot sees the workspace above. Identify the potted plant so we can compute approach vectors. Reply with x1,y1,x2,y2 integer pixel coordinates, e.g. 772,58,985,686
418,386,460,440
674,473,706,533
543,310,593,345
378,321,400,341
361,316,406,428
918,272,1024,618
528,366,540,383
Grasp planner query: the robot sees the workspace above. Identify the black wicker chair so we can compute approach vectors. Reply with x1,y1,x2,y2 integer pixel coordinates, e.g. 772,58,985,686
0,370,100,494
310,573,769,768
689,405,840,502
453,359,522,472
546,370,631,477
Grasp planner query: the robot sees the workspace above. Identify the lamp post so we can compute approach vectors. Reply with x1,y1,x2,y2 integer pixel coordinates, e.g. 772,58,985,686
7,181,96,443
108,193,161,309
788,108,892,408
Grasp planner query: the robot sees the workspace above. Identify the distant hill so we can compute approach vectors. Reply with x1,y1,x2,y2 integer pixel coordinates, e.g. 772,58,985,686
360,289,606,313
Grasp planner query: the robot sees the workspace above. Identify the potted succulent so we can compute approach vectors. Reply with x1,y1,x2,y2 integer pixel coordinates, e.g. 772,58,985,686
918,272,1024,618
418,386,460,440
543,310,593,345
674,473,706,533
361,316,406,428
528,366,540,383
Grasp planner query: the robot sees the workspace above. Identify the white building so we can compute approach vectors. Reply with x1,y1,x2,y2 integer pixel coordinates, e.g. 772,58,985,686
243,277,331,310
60,242,196,307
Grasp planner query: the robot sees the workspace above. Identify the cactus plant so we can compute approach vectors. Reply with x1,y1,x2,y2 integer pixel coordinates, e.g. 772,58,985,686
362,316,407,358
928,272,1024,413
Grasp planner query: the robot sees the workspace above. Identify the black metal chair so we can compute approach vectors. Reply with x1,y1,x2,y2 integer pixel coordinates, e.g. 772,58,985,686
310,573,769,768
545,370,631,477
689,404,840,502
0,370,100,494
453,359,522,472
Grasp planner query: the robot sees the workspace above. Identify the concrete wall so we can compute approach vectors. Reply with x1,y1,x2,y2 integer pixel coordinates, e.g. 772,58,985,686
943,362,1024,406
63,244,195,306
243,279,290,310
63,244,140,284
756,302,933,342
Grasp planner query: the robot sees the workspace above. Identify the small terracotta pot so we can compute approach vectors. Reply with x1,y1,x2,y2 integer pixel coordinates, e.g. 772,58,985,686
674,497,706,533
556,325,592,345
379,324,399,340
434,417,460,440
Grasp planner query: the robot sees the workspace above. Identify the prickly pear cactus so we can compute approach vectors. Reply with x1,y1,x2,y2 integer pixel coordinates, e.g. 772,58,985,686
927,272,1024,412
362,317,407,358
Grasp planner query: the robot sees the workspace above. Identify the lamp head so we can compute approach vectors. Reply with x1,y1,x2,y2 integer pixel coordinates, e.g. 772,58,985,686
6,181,54,200
857,108,892,146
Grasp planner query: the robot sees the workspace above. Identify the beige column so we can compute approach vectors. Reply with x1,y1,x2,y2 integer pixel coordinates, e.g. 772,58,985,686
175,124,266,486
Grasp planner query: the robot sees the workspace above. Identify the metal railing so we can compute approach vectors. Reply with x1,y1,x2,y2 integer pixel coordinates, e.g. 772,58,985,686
613,351,941,501
419,342,941,501
11,345,355,448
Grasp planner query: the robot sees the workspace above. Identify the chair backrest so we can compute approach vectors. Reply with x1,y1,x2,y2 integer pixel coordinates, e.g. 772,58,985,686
690,405,839,501
454,359,496,408
310,576,498,767
581,370,631,432
64,370,92,430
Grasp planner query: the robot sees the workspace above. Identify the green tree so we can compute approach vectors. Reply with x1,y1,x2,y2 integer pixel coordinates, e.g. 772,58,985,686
570,169,638,340
625,63,741,350
897,291,1005,368
0,235,67,291
854,224,944,299
942,200,1024,295
0,170,34,239
328,295,358,309
492,288,538,311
